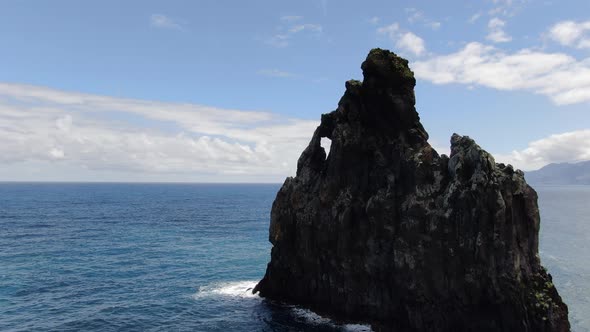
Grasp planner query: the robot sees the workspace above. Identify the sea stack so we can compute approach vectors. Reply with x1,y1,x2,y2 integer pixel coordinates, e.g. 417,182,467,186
254,49,570,331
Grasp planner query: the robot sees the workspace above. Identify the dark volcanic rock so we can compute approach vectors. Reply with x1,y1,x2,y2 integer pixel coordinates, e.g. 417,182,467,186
254,49,570,331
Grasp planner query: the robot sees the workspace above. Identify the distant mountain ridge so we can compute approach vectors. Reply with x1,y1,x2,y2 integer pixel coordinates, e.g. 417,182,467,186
526,160,590,185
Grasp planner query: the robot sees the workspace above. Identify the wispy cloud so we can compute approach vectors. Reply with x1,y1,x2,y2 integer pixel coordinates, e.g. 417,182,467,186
0,83,318,182
377,23,400,36
377,23,426,56
257,69,298,78
266,34,290,48
486,17,512,43
367,16,380,25
428,22,441,30
280,15,303,22
406,8,423,24
488,0,525,17
405,8,442,30
468,12,482,24
265,17,323,48
150,14,185,30
288,24,322,34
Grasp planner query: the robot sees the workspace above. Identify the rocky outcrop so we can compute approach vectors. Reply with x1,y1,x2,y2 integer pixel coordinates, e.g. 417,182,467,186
254,49,569,331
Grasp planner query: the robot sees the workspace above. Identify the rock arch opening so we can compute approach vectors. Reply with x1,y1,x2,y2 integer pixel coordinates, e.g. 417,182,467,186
320,137,331,159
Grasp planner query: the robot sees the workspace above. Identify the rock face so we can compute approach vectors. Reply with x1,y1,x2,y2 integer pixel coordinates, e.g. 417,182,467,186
254,49,570,331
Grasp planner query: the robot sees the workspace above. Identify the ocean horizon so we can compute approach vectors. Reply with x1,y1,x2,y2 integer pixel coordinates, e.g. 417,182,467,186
1,182,588,331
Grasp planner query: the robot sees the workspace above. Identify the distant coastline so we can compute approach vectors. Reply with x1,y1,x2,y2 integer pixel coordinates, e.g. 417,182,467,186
0,181,283,185
525,160,590,185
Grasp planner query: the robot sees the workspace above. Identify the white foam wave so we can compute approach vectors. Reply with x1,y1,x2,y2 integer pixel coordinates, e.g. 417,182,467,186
343,323,374,332
193,280,259,299
290,307,373,331
193,280,373,331
291,307,333,325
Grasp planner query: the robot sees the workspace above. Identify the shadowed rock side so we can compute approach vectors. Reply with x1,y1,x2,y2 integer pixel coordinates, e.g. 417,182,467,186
254,49,569,332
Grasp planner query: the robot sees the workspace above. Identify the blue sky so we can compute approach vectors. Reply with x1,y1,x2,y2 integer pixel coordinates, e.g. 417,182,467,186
1,0,590,182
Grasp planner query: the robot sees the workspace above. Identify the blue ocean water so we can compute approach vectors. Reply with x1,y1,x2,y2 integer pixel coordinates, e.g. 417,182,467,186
536,185,590,331
0,183,588,331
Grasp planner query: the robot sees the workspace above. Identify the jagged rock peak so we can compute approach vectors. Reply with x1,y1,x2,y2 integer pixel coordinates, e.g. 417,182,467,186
255,49,570,332
361,48,416,91
314,48,428,160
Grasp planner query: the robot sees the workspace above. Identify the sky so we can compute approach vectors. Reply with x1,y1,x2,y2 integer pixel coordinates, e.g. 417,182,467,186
1,0,590,182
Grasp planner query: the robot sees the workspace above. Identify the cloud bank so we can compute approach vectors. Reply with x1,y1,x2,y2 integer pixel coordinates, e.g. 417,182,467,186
413,42,590,105
0,83,318,182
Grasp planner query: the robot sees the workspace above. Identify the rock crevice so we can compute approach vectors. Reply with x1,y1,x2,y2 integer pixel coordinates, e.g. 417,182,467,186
254,48,569,332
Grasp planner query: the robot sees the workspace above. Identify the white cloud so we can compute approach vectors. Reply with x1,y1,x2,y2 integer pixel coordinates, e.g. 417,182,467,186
397,32,426,56
0,83,319,182
486,18,512,43
49,147,65,159
377,23,426,56
494,130,590,171
549,20,590,49
257,69,297,78
413,42,590,105
150,14,184,30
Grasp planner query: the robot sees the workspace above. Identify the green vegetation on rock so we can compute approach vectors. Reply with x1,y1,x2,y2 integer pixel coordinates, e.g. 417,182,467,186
367,48,415,80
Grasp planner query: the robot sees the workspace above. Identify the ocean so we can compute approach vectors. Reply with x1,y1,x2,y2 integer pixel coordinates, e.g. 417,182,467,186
0,183,588,331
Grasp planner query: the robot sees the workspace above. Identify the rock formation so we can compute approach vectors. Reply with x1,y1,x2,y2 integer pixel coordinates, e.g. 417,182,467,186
254,48,570,331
